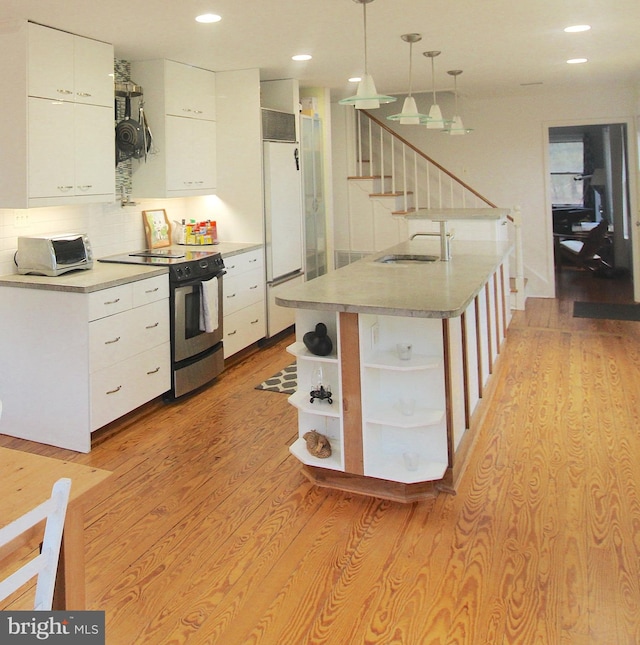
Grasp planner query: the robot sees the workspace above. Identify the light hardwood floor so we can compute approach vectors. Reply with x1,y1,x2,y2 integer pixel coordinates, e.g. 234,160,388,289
2,270,639,644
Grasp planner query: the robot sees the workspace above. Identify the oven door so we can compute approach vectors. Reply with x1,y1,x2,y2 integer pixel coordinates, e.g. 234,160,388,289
173,274,223,363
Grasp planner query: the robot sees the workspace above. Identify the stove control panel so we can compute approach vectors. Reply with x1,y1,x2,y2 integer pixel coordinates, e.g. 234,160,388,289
169,253,225,282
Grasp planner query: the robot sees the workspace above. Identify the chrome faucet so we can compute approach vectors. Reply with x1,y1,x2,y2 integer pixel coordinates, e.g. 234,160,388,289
410,221,454,261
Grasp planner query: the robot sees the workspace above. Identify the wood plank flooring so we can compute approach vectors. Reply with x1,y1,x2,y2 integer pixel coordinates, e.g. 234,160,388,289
1,270,639,644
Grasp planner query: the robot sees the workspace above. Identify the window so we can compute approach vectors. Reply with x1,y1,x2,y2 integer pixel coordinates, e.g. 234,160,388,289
549,140,584,206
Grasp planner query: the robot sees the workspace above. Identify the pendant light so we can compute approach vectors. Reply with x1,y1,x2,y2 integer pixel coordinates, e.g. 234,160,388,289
444,70,472,135
387,34,429,125
339,0,396,109
423,51,448,129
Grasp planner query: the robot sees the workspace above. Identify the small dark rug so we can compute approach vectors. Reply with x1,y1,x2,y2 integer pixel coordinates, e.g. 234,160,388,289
573,301,640,321
255,363,297,394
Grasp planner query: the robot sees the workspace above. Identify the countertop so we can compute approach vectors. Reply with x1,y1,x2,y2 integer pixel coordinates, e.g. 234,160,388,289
0,241,263,293
276,239,512,319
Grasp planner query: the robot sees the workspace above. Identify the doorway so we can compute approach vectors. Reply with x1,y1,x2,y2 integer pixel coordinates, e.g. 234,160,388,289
548,122,635,303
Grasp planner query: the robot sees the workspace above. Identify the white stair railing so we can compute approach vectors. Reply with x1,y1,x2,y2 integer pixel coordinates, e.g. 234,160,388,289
350,109,526,308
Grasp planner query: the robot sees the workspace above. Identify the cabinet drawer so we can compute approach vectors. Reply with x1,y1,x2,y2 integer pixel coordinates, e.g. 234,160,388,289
89,299,169,372
90,342,170,430
88,283,133,321
223,249,264,278
223,301,266,358
132,275,169,306
223,268,264,316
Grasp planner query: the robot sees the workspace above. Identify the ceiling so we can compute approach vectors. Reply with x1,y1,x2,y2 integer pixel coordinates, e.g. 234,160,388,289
1,0,639,100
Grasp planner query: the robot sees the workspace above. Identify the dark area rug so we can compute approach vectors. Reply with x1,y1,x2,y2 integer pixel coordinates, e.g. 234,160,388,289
255,363,297,394
573,301,640,321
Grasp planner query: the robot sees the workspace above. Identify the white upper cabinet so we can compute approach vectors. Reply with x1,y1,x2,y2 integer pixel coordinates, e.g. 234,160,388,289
28,22,114,107
0,20,115,208
164,59,216,120
130,59,217,198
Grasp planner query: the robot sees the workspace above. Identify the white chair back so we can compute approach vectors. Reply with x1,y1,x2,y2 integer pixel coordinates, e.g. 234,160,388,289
0,477,71,610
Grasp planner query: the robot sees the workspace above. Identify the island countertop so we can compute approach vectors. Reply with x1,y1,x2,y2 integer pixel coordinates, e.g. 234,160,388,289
276,239,512,318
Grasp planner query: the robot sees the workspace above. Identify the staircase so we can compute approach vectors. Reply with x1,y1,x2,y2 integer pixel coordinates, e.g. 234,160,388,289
342,109,526,310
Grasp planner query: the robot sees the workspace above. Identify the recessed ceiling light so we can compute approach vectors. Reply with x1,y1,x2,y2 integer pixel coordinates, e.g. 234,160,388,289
348,77,362,83
292,54,312,61
195,13,222,23
564,25,591,33
567,58,588,64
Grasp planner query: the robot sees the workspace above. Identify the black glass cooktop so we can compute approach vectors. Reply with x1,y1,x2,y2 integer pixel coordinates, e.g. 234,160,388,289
99,248,219,266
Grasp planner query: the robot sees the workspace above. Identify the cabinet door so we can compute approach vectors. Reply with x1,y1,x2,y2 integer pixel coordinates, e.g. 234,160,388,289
74,104,115,196
28,98,75,198
73,36,114,107
165,60,216,120
165,116,193,191
28,23,74,101
166,116,216,193
191,119,217,190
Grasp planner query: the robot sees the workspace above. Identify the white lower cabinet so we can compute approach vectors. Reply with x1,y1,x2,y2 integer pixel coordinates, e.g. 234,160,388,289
222,249,266,358
89,276,170,431
0,274,170,452
358,314,448,484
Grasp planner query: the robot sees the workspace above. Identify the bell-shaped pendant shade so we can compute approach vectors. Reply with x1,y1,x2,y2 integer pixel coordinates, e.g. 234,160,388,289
339,73,396,109
387,95,427,124
338,1,396,110
386,33,428,124
448,115,466,135
426,103,447,129
443,70,472,135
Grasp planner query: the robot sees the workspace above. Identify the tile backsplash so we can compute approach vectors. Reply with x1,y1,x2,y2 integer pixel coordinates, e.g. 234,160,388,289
0,196,225,276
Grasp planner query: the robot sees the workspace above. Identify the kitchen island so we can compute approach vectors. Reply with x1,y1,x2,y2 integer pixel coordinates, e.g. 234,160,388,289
276,239,512,502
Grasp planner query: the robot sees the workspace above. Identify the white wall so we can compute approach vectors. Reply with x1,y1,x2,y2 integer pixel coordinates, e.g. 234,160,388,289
332,82,639,298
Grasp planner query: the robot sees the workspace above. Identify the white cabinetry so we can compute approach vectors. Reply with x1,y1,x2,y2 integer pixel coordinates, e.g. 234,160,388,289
0,274,170,452
130,59,217,197
358,314,447,484
89,275,170,431
222,249,266,357
0,21,115,208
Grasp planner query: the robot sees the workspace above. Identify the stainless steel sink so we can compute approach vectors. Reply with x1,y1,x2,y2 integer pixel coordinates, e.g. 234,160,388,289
375,254,439,264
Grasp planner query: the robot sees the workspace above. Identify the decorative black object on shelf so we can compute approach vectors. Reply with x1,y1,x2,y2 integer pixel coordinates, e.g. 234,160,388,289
303,322,333,356
310,385,333,404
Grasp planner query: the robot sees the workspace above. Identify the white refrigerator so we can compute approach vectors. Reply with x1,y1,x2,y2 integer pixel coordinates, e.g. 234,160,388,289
263,140,305,337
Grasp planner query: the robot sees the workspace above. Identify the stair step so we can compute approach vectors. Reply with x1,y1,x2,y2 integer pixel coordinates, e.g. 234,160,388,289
347,175,391,180
369,191,413,197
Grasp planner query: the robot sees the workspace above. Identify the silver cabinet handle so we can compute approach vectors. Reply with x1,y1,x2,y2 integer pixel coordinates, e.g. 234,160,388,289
57,89,73,95
249,285,258,290
76,91,92,97
227,329,237,336
77,185,93,191
145,322,159,329
106,385,122,395
57,185,73,192
226,293,236,299
147,367,160,375
104,336,120,345
250,319,259,324
145,287,159,294
103,298,120,305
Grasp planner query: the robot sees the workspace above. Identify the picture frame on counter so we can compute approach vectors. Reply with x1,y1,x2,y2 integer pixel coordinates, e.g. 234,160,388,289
142,209,171,249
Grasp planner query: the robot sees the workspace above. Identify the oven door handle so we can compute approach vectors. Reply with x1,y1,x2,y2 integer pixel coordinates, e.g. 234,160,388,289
173,270,225,289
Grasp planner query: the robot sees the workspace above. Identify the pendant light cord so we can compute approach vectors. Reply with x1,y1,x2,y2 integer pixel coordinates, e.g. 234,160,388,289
362,1,369,75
